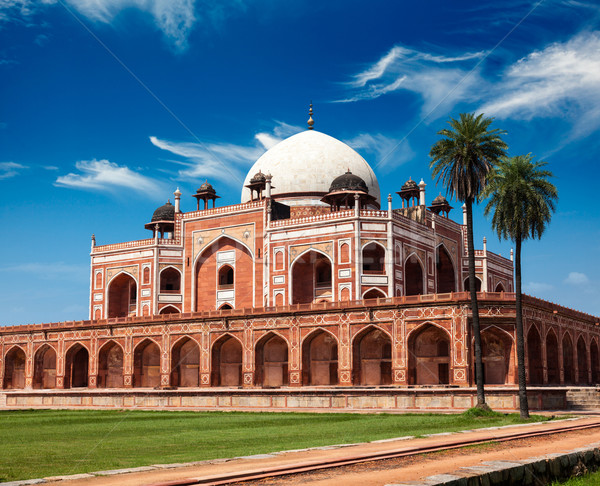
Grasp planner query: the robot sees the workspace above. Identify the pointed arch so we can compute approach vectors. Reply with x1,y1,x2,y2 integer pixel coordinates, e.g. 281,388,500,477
494,282,506,293
171,336,199,387
218,264,234,289
577,335,589,385
159,305,180,315
352,325,392,385
33,344,57,389
546,328,560,384
211,333,243,386
255,332,288,387
464,276,482,292
98,340,124,388
436,244,456,293
527,325,543,384
362,287,387,300
407,323,451,385
3,345,26,389
591,338,599,384
302,329,338,386
362,241,386,274
480,327,513,384
291,249,333,304
107,271,137,318
64,343,89,389
133,338,161,388
404,253,424,296
159,266,181,293
562,332,574,384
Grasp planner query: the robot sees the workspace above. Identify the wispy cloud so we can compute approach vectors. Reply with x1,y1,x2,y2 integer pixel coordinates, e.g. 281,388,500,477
336,44,485,116
564,271,590,285
524,281,554,295
0,161,27,179
55,158,162,193
151,121,303,184
344,133,413,171
480,31,600,138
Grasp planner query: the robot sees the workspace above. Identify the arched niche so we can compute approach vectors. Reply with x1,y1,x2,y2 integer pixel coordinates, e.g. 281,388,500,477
352,327,391,385
33,345,56,389
3,346,26,389
64,344,88,389
464,277,482,292
362,242,385,274
255,333,288,387
98,341,124,388
562,333,574,384
481,328,512,384
159,305,180,315
494,282,506,293
160,267,181,293
218,265,234,289
107,273,137,318
405,254,424,296
171,337,199,387
527,326,543,385
408,324,450,385
133,339,161,388
577,336,589,385
291,251,332,304
302,330,338,386
211,334,243,387
436,245,455,293
363,288,386,300
546,330,560,384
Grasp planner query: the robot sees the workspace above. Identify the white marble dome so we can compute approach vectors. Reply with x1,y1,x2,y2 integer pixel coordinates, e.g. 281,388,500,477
241,130,381,206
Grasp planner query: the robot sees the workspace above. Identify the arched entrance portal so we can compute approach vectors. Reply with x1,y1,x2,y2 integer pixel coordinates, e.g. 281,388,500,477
302,331,338,386
64,344,88,389
408,324,450,385
436,246,455,293
577,337,589,385
133,340,161,388
562,334,574,384
211,335,243,386
546,330,560,384
291,251,332,304
33,345,56,389
171,338,199,387
352,327,391,385
481,329,512,384
3,347,26,389
527,326,543,385
255,334,288,387
405,255,424,296
98,342,124,388
108,273,137,318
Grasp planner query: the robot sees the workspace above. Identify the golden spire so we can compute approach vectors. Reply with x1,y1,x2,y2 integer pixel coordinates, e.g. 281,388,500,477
307,102,314,130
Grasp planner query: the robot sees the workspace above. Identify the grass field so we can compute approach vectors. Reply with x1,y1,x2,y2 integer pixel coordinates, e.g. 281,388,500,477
0,409,552,482
552,469,600,485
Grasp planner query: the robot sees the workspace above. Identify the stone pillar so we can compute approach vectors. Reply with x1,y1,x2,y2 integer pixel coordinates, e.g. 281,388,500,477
160,330,170,387
338,320,352,386
392,317,407,385
587,337,593,384
123,335,133,388
542,324,549,384
289,319,301,386
88,336,98,388
55,336,65,389
200,329,211,387
25,339,34,389
242,327,254,387
558,333,565,385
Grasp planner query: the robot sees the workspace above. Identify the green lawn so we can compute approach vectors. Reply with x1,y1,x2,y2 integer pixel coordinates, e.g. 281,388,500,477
0,409,551,482
552,470,600,485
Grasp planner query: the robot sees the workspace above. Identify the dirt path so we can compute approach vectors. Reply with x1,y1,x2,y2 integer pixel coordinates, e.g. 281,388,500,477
56,417,600,486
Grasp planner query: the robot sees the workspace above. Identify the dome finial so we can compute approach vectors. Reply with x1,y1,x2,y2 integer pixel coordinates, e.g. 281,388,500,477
307,101,314,130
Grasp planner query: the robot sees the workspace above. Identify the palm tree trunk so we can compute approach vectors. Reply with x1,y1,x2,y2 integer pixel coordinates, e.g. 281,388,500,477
466,199,486,408
514,236,529,418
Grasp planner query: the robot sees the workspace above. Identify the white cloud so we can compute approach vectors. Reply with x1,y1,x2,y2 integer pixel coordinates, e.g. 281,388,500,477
524,281,554,294
337,44,485,117
480,31,600,137
0,161,27,179
55,158,161,193
344,133,414,171
564,271,590,285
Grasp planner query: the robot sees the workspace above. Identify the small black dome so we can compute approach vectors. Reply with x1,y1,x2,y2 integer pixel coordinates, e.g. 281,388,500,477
151,201,175,222
401,178,418,191
197,181,215,193
431,193,449,205
250,171,266,184
329,170,369,193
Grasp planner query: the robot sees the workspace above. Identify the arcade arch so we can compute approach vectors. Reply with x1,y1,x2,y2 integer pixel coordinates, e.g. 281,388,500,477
3,346,26,389
352,327,391,385
577,336,588,384
481,328,512,384
527,325,543,385
211,334,243,386
98,341,124,388
133,339,161,388
171,337,199,387
408,324,450,385
562,333,574,384
64,343,88,389
591,339,599,384
255,333,288,387
546,329,560,384
33,344,56,389
302,330,338,386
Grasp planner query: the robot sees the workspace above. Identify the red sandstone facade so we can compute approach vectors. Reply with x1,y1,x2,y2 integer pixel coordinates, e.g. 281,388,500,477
1,128,599,395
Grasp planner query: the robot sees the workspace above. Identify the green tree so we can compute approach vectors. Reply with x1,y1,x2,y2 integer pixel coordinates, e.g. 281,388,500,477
481,154,558,418
430,113,507,408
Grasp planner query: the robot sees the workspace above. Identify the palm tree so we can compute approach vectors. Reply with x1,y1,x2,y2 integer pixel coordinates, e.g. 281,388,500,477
430,113,507,409
482,154,558,418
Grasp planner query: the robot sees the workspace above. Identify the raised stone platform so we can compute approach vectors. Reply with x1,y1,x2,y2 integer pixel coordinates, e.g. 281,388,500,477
0,386,569,412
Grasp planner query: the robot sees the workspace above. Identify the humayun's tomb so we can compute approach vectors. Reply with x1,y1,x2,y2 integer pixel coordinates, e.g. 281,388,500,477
1,115,599,411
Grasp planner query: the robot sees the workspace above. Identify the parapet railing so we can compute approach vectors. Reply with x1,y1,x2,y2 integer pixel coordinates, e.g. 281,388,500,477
93,238,181,253
270,210,354,227
183,200,264,220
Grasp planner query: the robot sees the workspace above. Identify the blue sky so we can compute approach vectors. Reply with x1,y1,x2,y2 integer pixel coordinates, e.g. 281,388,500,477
1,0,599,325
